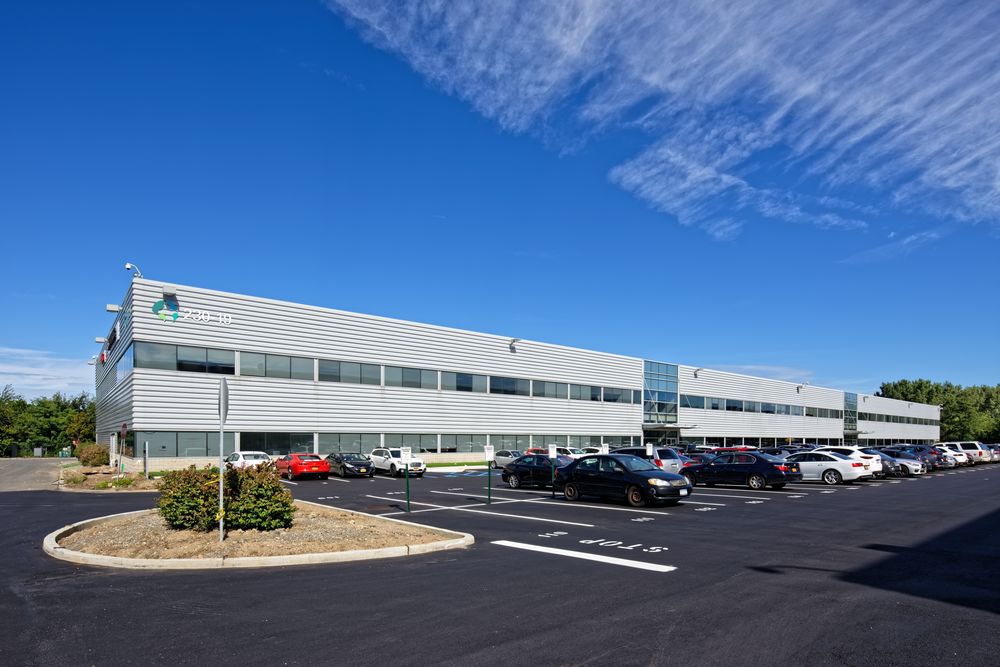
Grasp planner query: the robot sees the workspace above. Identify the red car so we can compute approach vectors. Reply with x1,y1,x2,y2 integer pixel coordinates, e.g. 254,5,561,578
276,453,330,480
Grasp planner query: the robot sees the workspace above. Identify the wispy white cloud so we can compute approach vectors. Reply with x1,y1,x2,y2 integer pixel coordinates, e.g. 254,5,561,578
0,346,93,399
329,0,1000,249
840,227,951,264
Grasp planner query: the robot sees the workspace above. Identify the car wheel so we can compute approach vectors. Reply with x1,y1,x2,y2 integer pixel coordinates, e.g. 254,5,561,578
489,461,496,469
903,466,913,477
287,469,295,481
747,474,766,490
682,472,696,487
507,474,521,489
626,485,645,507
822,469,842,485
564,482,580,501
771,483,785,490
390,464,398,477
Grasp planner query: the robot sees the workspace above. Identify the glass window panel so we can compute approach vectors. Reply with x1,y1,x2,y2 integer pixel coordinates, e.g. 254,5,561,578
570,384,582,400
318,433,341,455
176,346,207,373
384,366,402,386
726,399,743,412
441,435,457,452
290,357,313,380
761,402,776,414
421,369,437,389
790,405,804,416
360,363,380,385
318,360,340,382
360,434,380,453
206,432,235,457
134,342,176,370
384,434,402,447
420,434,437,453
805,406,818,417
177,431,207,456
265,355,290,378
708,397,723,410
240,352,266,377
341,362,362,384
239,432,265,451
744,401,760,413
207,349,235,375
139,431,177,457
401,367,421,388
265,432,292,456
290,433,314,453
441,372,456,391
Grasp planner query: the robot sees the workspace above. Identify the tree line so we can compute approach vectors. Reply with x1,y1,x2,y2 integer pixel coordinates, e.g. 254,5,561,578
0,385,95,457
877,379,1000,443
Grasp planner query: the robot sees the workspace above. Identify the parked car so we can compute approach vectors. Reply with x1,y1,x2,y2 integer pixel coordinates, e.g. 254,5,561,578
985,444,1000,463
685,452,718,466
933,445,969,466
369,448,426,477
882,450,926,476
275,453,330,480
556,454,693,507
860,448,904,478
326,452,374,478
555,446,587,459
681,452,802,490
501,454,574,489
224,451,271,469
611,446,686,474
580,446,603,455
491,449,523,469
895,445,946,470
814,446,883,477
785,450,869,485
953,441,992,465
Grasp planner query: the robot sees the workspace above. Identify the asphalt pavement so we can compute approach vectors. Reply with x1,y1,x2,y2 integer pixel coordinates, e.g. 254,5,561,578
0,458,63,492
2,465,998,666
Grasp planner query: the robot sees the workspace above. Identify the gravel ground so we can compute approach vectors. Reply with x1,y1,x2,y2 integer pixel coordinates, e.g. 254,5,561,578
59,501,454,559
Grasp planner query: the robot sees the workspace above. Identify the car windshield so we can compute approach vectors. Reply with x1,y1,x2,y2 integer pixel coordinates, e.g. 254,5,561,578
826,452,851,460
245,454,268,460
389,449,401,457
617,455,657,472
297,455,321,461
565,448,584,455
342,453,367,461
508,451,522,457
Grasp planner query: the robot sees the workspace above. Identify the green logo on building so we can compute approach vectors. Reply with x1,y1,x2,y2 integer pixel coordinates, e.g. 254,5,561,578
151,296,180,322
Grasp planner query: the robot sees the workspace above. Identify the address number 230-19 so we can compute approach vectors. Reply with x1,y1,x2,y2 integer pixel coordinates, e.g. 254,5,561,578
182,309,232,326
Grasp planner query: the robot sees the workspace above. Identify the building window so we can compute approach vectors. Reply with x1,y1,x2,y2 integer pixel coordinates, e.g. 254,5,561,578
790,405,804,416
761,402,776,414
318,433,380,455
440,434,487,453
290,357,313,381
490,434,531,451
240,352,266,377
805,406,818,417
442,371,487,393
490,376,530,396
680,394,705,409
265,354,291,378
744,401,760,413
570,384,602,401
134,342,176,370
707,397,723,411
176,346,207,373
207,349,235,374
603,387,632,404
386,366,437,389
725,399,743,412
533,381,568,399
318,360,381,385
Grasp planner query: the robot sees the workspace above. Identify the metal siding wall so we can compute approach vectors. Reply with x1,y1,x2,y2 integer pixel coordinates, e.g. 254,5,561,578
130,280,641,387
678,408,844,439
96,375,133,445
677,365,844,409
131,371,641,435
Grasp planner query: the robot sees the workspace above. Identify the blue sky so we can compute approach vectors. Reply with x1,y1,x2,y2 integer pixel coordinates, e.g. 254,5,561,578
1,0,998,398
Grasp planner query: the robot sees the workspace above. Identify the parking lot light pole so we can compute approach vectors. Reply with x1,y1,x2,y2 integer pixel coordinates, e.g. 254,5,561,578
401,446,412,512
548,445,557,499
484,445,494,505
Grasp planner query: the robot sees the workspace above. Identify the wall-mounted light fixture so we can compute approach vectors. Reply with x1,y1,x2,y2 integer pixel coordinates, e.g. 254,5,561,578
693,368,704,378
124,262,143,278
87,355,97,366
95,337,106,344
509,338,521,353
106,304,120,313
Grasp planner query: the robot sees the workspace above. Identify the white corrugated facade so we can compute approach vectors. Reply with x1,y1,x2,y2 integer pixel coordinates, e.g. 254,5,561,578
94,278,941,460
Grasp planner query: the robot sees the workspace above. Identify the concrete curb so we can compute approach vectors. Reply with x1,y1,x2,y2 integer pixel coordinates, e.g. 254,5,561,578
42,500,474,570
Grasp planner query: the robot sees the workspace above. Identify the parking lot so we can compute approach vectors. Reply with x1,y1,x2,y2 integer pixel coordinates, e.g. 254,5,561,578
2,464,998,666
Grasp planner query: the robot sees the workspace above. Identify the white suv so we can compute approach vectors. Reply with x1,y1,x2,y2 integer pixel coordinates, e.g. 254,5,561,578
369,448,426,477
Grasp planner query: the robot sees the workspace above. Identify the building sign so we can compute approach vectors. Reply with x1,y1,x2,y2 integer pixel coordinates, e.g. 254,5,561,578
151,295,232,326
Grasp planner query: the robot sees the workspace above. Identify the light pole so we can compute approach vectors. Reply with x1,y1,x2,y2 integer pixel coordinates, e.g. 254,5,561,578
124,262,143,278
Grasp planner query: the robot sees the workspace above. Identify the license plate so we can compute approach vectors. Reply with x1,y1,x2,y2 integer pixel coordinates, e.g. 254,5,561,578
359,468,367,473
680,489,689,496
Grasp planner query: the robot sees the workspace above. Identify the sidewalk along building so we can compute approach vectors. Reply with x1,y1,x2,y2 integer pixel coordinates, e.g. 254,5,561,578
94,278,941,469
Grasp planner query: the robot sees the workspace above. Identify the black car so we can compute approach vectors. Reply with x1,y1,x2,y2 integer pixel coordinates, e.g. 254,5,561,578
684,452,718,466
860,448,903,478
502,454,574,489
884,446,940,470
326,452,375,478
611,446,686,474
555,454,693,507
682,452,802,490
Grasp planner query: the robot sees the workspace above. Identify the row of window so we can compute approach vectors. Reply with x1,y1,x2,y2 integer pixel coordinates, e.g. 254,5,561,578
679,394,846,419
130,342,641,405
124,431,640,457
858,412,939,426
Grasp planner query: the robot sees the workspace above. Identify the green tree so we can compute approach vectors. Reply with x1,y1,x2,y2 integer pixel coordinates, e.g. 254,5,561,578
878,379,1000,442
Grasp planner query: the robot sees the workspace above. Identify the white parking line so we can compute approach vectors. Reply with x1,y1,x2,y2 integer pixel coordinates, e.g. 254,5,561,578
692,492,772,501
326,477,352,483
381,498,525,516
491,540,677,573
280,479,298,486
431,491,665,515
680,500,726,507
365,495,594,527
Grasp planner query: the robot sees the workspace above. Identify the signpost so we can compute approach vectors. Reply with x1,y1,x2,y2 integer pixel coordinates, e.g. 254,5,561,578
548,445,557,499
599,442,609,455
400,446,412,512
646,442,653,457
218,378,229,542
484,445,494,505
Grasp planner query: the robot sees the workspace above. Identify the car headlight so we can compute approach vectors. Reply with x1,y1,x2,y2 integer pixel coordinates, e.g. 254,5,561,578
670,478,689,487
647,478,670,486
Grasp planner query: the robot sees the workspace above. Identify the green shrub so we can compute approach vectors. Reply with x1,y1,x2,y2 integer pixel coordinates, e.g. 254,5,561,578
224,464,295,531
64,473,86,485
95,481,111,489
77,443,109,467
111,476,134,488
157,467,220,531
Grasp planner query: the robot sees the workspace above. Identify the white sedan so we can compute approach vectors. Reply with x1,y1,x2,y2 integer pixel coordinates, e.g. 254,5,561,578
369,448,425,477
814,446,882,477
935,445,969,466
785,451,870,485
491,449,523,469
224,451,271,468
